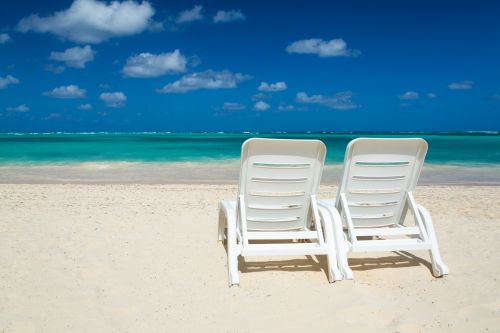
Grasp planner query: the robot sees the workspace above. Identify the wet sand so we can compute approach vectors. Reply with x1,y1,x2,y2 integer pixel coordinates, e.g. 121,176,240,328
0,162,499,185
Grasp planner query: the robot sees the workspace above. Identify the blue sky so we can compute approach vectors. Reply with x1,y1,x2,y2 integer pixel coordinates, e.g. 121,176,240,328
0,0,499,132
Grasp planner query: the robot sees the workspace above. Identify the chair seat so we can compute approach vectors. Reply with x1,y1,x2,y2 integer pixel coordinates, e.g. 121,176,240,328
241,242,328,256
247,230,319,240
351,238,430,252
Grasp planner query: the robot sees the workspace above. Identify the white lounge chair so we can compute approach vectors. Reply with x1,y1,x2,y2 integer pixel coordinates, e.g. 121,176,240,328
218,138,343,286
319,138,449,279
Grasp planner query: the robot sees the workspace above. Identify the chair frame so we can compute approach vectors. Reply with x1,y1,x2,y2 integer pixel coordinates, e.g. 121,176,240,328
319,138,449,279
218,138,342,286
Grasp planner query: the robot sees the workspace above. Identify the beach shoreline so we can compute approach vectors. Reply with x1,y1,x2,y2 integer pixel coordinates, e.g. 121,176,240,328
1,161,499,185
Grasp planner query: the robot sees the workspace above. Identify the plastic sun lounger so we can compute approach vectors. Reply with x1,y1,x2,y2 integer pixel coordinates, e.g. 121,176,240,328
319,138,449,279
218,138,342,286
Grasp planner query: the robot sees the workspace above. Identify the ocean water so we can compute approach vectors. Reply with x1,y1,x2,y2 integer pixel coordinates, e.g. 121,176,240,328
0,132,499,166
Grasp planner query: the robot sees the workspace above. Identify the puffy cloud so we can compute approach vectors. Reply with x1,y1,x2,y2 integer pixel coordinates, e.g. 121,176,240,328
122,49,187,78
488,94,500,101
254,101,270,111
43,85,86,98
251,92,271,101
449,81,473,90
42,113,62,120
0,75,20,89
176,5,203,24
16,0,155,44
258,81,287,92
427,92,437,98
6,104,29,112
50,45,95,68
296,91,360,110
223,102,246,110
100,92,127,108
286,38,360,57
158,70,251,93
188,55,202,68
399,91,419,100
148,20,164,32
213,10,245,23
78,103,92,110
0,33,11,44
278,104,295,111
45,64,65,74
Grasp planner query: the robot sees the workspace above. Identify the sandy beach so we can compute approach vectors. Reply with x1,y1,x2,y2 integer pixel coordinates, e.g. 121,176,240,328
1,183,499,332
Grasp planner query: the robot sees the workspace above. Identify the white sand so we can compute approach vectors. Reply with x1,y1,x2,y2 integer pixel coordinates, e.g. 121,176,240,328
0,184,499,332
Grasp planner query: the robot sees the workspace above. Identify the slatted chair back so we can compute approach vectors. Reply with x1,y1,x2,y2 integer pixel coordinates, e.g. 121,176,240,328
238,138,326,231
336,138,428,227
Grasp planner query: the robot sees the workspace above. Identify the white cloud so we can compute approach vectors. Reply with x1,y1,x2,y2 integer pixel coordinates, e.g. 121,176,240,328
254,101,270,111
258,81,287,92
296,91,360,110
0,33,11,44
251,92,270,101
176,5,203,24
6,104,29,112
50,45,95,68
427,92,437,98
148,20,164,32
43,85,86,98
16,0,155,44
189,55,201,68
78,103,92,110
449,81,473,90
213,9,245,23
286,38,359,57
122,49,187,78
223,102,245,110
45,64,65,74
100,92,127,108
0,75,20,89
399,91,419,100
488,94,500,101
42,113,62,120
158,70,251,93
278,104,295,111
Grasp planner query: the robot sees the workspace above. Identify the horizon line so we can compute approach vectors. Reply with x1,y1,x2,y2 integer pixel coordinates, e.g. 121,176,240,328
0,130,499,136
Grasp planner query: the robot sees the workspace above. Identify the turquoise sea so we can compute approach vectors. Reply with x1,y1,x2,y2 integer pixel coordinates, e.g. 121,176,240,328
0,132,499,166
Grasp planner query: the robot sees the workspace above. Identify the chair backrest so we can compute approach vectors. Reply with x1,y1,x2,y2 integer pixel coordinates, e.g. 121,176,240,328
336,138,428,227
238,138,326,231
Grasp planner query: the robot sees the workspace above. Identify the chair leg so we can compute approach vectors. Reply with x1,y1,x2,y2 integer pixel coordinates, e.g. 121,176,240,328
328,207,353,279
319,207,342,282
418,205,449,277
226,209,240,286
217,205,226,242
